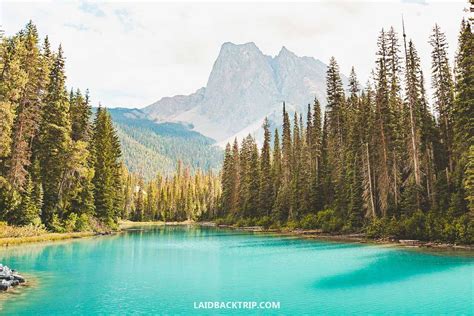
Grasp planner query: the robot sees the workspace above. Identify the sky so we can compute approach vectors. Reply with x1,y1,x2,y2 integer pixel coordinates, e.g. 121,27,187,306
0,0,470,109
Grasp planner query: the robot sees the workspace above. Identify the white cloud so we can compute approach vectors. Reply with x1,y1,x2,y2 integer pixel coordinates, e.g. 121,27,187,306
0,0,469,108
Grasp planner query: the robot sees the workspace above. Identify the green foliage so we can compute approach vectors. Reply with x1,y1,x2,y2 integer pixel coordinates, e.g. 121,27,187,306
64,212,78,232
300,214,319,229
75,213,91,232
316,209,344,233
1,20,472,246
215,20,473,245
0,176,21,221
92,107,123,225
108,108,223,180
50,214,65,233
255,216,273,229
0,22,122,232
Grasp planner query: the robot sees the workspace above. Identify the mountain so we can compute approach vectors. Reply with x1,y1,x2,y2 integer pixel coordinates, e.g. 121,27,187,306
106,108,223,180
144,42,345,145
110,43,345,178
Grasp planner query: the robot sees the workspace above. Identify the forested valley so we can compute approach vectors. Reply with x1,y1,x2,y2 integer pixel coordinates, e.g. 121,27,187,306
1,19,472,244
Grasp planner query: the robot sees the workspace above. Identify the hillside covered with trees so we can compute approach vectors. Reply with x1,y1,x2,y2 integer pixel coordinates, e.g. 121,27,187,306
107,107,222,180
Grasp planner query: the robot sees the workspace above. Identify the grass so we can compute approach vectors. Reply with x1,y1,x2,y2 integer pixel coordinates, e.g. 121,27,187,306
0,222,95,246
0,231,96,246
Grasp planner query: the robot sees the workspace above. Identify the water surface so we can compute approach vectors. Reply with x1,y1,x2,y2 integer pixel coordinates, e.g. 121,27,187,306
1,226,473,314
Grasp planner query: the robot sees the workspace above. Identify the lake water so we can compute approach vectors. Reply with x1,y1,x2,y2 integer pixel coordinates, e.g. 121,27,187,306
0,225,473,315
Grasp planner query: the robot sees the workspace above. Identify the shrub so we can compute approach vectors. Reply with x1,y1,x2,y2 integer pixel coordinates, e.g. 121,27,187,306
64,213,78,232
285,219,300,230
255,216,273,229
300,214,319,229
235,218,247,227
365,218,386,238
316,209,343,233
269,221,281,230
50,214,65,233
75,214,91,232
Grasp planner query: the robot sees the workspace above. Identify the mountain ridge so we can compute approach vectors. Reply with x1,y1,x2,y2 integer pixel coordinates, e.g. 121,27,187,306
144,42,346,145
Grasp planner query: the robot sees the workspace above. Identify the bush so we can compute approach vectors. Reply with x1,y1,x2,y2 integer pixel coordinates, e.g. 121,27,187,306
300,214,319,229
365,218,386,238
75,214,91,232
0,177,21,222
236,218,255,227
269,221,281,230
63,213,78,232
401,210,426,240
255,216,273,229
285,219,300,230
50,214,65,233
316,209,343,233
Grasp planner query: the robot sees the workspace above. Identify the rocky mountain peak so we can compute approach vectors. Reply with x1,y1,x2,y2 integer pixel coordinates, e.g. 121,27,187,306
145,42,347,144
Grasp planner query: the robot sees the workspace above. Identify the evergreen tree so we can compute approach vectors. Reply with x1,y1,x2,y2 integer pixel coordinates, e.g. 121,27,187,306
92,107,122,226
259,118,273,216
451,20,474,215
309,98,323,210
38,45,72,227
430,24,455,175
221,143,233,215
271,129,282,214
8,21,43,191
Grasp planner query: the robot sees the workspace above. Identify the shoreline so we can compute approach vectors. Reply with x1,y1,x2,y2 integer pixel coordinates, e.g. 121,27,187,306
0,231,97,247
202,222,474,254
0,220,193,247
1,220,472,254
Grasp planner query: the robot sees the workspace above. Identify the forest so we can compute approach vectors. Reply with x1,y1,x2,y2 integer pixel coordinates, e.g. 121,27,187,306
0,22,123,231
1,19,472,244
216,21,474,244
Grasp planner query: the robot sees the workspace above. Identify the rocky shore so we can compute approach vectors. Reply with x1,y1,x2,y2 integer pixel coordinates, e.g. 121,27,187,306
0,264,26,291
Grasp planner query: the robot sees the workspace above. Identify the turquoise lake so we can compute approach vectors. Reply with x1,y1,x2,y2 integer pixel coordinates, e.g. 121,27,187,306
0,225,473,315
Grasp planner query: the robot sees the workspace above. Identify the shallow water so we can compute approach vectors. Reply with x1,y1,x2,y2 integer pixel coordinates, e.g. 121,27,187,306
1,226,473,314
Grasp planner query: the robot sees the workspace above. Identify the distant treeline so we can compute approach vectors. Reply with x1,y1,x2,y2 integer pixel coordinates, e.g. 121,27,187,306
121,161,221,222
0,22,123,231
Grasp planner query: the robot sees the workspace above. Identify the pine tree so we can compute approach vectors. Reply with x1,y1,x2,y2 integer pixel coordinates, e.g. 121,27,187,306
451,20,474,215
346,67,364,228
430,24,455,176
325,57,346,214
230,139,240,214
360,85,377,218
259,118,273,216
92,107,122,226
221,142,233,215
70,89,92,142
374,29,396,217
275,103,292,220
8,22,45,191
271,129,282,214
310,98,323,210
14,175,41,225
38,45,72,227
402,39,425,213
